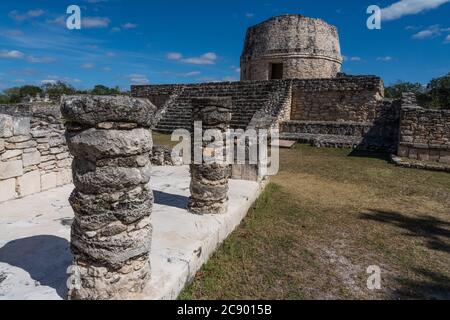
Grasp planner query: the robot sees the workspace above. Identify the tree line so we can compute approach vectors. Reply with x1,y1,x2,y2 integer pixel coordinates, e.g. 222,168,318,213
0,81,127,104
385,72,450,110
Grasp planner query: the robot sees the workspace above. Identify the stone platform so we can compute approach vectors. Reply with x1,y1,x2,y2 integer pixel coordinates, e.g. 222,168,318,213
0,166,264,300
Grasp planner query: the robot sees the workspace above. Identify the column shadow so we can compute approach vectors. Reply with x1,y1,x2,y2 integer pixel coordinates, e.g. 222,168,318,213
0,235,71,299
153,190,189,210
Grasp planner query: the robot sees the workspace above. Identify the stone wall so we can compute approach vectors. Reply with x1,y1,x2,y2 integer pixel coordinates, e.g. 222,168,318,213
0,103,72,203
398,106,450,164
290,76,384,122
241,14,342,80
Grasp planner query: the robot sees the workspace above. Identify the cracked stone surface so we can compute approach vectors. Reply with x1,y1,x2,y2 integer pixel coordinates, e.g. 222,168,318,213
63,95,155,300
0,166,262,300
188,97,232,215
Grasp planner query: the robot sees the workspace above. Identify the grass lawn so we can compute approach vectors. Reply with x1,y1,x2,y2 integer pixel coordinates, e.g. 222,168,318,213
154,134,450,300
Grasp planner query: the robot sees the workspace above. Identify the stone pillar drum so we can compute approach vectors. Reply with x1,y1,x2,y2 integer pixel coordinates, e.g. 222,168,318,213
188,97,232,215
61,95,156,300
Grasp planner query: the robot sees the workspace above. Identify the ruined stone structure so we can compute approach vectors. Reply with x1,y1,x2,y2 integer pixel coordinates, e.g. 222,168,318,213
188,97,231,215
131,80,292,133
62,95,156,300
0,103,72,203
241,15,343,80
393,93,450,171
132,75,399,152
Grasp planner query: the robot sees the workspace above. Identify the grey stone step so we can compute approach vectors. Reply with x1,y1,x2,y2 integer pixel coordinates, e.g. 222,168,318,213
280,132,363,149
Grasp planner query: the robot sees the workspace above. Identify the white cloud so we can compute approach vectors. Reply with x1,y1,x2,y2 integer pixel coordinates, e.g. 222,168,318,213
184,71,201,76
182,52,218,65
81,62,95,69
377,56,394,62
50,15,110,28
342,56,362,62
166,52,183,60
121,23,138,29
166,52,218,65
411,25,450,40
82,17,110,28
5,30,24,37
246,13,255,18
27,55,55,63
381,0,450,21
0,50,25,59
102,67,112,72
126,74,149,84
9,9,45,22
445,35,450,43
0,49,55,64
41,79,57,85
161,70,202,77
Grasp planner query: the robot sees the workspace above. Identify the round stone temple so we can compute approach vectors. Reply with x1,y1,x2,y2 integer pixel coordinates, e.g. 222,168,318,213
240,14,343,81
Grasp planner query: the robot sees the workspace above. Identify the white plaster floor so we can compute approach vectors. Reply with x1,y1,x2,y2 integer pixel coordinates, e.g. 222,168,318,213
0,166,263,300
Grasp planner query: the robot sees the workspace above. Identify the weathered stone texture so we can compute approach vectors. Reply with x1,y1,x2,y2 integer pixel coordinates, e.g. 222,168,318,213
398,97,450,165
0,103,74,202
188,97,231,215
63,95,155,300
61,95,157,127
17,170,41,197
290,77,385,122
0,178,16,202
241,15,342,80
151,145,182,166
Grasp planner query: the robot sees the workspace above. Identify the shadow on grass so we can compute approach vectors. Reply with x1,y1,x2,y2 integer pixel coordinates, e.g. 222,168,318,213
393,267,450,300
361,210,450,299
361,210,450,254
0,235,71,299
348,149,391,161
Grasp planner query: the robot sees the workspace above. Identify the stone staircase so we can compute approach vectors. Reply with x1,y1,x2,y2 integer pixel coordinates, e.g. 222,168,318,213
151,81,291,133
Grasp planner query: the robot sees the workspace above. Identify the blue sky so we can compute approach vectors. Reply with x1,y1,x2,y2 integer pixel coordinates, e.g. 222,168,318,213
0,0,449,90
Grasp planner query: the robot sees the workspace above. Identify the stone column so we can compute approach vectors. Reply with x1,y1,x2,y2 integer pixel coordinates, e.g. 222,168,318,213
188,97,231,215
61,95,156,300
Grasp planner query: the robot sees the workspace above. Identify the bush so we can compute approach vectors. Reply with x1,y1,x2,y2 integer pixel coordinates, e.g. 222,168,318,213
385,73,450,109
90,85,121,95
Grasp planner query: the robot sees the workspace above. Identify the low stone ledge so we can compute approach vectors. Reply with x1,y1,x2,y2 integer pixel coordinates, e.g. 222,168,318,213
390,155,450,173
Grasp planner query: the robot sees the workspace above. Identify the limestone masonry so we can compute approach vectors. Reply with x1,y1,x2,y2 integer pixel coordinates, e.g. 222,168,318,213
62,95,157,300
241,15,343,80
188,97,232,215
0,103,72,203
396,93,450,168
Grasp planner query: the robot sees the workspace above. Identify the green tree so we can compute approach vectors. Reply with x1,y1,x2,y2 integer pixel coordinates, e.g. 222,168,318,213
19,85,43,97
90,85,121,95
427,73,450,110
42,81,76,96
384,81,434,108
2,87,21,104
384,81,425,99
